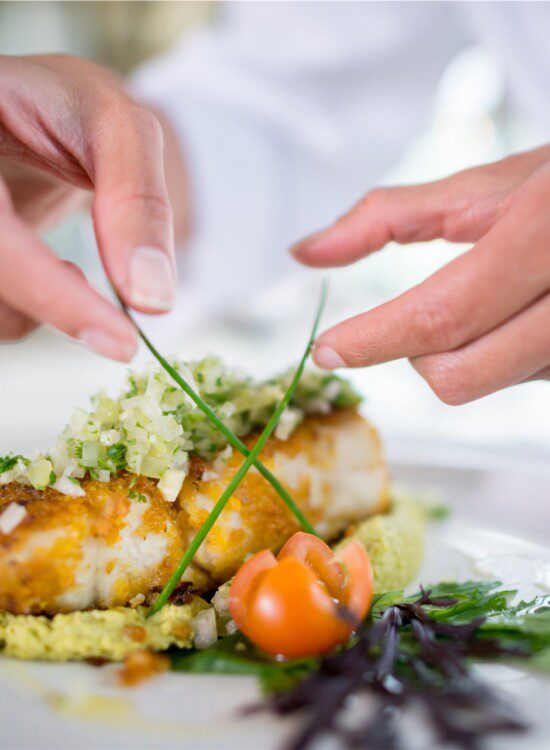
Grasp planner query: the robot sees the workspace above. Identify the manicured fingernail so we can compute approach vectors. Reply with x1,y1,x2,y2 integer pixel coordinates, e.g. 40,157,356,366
128,246,174,311
313,345,346,370
78,328,136,362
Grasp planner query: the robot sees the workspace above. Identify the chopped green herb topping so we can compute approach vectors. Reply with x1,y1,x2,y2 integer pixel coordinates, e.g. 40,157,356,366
0,358,360,499
0,455,29,474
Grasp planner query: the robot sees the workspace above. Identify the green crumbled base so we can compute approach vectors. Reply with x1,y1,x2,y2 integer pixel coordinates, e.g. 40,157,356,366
337,495,426,592
0,598,208,662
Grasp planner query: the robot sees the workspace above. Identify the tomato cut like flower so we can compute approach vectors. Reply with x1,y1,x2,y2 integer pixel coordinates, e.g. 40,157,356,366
228,532,373,658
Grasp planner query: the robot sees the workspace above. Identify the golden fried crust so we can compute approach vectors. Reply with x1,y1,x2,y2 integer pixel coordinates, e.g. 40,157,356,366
0,410,389,614
0,486,92,615
0,476,187,615
177,409,389,583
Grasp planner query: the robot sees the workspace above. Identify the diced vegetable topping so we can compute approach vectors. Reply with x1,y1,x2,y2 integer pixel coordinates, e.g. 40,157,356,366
0,358,361,501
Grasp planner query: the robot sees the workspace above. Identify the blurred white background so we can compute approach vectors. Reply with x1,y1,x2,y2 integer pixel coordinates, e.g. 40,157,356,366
0,1,548,468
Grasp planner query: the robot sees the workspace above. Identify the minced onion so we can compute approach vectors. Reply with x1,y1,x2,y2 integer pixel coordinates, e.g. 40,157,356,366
0,358,360,501
0,503,27,535
192,608,218,650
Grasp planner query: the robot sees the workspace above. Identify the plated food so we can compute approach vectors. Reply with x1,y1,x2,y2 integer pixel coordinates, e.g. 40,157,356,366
1,335,548,750
0,356,424,661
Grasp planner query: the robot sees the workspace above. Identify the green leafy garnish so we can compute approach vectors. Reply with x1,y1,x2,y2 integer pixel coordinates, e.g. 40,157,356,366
128,489,148,503
0,455,29,474
170,633,314,692
172,581,550,683
127,475,147,502
147,282,328,615
401,579,516,621
100,443,127,472
171,581,550,749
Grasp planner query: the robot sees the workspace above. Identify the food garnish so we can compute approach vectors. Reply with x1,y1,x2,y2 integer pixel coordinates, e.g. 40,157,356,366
114,280,345,531
0,283,360,514
0,361,356,504
125,312,319,534
229,532,373,658
148,283,329,615
172,580,550,749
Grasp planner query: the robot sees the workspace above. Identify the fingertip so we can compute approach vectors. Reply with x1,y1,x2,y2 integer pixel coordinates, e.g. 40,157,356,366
78,326,138,363
290,228,351,268
290,230,327,261
312,345,347,370
290,226,370,269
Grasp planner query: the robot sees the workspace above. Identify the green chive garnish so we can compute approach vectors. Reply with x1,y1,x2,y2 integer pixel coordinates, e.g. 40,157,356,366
116,296,322,537
147,280,328,615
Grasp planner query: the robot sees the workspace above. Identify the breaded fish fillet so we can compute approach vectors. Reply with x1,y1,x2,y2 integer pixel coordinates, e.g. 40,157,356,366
0,410,388,615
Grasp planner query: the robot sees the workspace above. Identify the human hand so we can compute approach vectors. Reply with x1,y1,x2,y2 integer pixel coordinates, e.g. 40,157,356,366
292,146,550,404
0,54,176,360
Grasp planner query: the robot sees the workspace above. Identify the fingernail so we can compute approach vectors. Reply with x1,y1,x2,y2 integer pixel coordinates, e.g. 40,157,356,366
313,345,346,370
128,246,174,311
78,328,136,362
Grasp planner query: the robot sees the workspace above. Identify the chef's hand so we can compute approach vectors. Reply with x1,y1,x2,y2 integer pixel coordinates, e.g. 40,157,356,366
0,54,176,361
292,146,550,404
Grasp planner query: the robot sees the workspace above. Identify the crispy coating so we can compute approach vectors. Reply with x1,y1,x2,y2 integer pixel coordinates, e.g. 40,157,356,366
0,410,388,614
0,474,186,614
180,410,389,582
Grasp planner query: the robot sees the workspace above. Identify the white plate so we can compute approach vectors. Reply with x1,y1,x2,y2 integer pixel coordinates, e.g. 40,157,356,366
1,452,549,750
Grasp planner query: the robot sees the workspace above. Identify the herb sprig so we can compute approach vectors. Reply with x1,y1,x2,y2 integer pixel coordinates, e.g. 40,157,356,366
171,580,550,749
116,291,326,537
146,282,328,615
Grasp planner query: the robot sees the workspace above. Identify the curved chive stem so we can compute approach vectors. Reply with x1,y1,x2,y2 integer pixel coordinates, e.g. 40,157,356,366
148,280,328,616
115,293,319,537
132,323,316,535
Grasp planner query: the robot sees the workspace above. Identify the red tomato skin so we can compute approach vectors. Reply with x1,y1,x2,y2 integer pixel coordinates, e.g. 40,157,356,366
228,549,277,626
240,557,351,658
278,532,346,597
335,540,374,621
228,533,374,659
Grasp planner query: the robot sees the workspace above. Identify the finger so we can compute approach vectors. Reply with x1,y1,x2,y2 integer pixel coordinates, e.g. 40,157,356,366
0,298,37,341
291,146,550,268
88,103,176,314
0,178,38,341
0,210,137,361
521,366,550,383
312,166,550,369
61,260,87,280
410,292,550,405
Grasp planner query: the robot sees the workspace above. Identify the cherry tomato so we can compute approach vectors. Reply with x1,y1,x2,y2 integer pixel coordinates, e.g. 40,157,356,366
228,532,373,658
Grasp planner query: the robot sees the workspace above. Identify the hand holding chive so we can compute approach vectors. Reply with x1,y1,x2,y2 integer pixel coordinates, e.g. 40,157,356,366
293,148,550,404
148,281,328,615
0,55,177,361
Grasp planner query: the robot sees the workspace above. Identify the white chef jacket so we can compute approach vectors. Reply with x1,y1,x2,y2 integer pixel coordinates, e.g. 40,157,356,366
133,1,550,314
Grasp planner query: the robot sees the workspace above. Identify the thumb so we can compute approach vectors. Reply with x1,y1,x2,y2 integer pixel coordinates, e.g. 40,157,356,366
291,148,547,268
